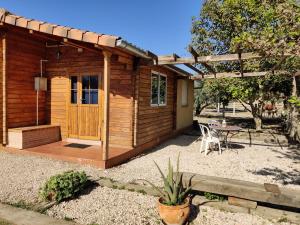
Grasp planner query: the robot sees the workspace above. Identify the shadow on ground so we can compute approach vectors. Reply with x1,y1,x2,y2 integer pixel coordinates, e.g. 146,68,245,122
249,167,300,185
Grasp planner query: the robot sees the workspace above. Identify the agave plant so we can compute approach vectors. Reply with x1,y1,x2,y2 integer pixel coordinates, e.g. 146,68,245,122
143,155,192,206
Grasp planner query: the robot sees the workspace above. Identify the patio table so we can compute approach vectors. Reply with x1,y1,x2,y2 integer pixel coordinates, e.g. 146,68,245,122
209,124,242,149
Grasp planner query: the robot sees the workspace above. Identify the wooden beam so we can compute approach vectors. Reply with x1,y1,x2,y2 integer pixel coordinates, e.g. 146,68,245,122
191,71,272,80
102,51,112,161
188,46,217,74
184,64,204,75
238,52,244,77
182,172,300,209
201,62,216,75
188,45,199,60
171,52,205,75
228,196,257,209
157,52,292,65
2,32,6,145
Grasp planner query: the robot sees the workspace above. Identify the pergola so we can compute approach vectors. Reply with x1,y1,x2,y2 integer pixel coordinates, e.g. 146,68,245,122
150,46,298,80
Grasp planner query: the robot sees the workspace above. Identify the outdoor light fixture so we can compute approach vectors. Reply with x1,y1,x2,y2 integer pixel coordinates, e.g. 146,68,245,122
56,45,62,60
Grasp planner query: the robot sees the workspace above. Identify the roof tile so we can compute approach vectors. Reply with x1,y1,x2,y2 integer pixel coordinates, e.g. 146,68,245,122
39,23,55,34
15,17,31,28
67,29,84,41
28,20,43,31
98,35,118,47
82,32,99,44
1,8,119,47
4,15,19,25
53,26,69,37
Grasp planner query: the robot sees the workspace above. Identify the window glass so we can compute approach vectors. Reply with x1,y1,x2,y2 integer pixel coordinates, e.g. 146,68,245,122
159,76,167,105
151,74,159,105
71,76,77,90
181,80,188,106
81,75,99,105
151,73,167,106
82,76,89,90
90,76,98,89
70,76,77,104
82,90,89,104
90,90,98,104
71,90,77,104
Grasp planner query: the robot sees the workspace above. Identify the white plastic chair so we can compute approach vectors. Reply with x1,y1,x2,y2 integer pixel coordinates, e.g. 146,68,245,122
199,124,221,155
208,119,220,127
207,119,220,138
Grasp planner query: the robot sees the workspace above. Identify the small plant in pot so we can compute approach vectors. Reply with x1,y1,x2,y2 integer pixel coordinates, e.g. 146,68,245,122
143,156,192,225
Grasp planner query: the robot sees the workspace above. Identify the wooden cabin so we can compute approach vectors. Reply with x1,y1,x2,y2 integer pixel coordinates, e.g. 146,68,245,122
0,9,194,168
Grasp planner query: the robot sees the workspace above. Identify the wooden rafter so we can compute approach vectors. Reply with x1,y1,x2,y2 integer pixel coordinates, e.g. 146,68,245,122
188,46,216,75
191,71,274,80
238,52,244,77
162,53,205,76
184,64,205,75
157,52,292,65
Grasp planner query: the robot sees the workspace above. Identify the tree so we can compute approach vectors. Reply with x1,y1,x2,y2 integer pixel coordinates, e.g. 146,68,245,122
194,78,233,116
191,0,300,129
228,73,293,130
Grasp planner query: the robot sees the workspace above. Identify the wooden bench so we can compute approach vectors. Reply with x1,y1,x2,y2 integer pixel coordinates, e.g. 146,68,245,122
8,125,61,149
182,172,300,209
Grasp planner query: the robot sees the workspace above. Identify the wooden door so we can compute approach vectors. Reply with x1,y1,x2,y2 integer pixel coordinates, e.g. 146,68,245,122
68,74,101,140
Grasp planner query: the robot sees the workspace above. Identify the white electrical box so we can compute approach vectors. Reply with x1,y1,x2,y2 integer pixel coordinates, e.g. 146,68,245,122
34,77,47,91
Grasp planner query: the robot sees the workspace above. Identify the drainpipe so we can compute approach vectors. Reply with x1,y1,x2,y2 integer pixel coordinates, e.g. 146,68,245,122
2,32,6,145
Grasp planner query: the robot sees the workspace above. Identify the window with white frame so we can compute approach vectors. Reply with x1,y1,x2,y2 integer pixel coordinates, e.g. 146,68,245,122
181,80,188,106
151,72,167,106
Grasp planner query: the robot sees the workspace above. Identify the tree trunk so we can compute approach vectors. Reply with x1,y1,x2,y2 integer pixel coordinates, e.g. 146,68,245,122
196,103,211,116
222,103,226,118
254,116,262,131
289,107,300,142
249,101,264,131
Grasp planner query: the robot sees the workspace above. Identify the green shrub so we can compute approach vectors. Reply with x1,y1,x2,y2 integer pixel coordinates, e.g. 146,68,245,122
204,192,225,201
39,170,88,203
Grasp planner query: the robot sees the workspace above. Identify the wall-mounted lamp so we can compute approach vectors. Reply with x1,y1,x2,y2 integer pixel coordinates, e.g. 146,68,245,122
56,45,62,60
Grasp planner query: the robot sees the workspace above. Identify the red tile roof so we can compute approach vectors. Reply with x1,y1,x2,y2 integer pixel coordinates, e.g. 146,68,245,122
0,8,119,47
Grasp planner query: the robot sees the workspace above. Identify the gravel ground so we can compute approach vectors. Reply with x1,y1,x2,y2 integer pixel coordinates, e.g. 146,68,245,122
103,135,300,190
0,134,299,225
0,152,100,204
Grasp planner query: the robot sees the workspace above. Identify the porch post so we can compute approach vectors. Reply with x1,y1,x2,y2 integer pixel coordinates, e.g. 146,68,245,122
102,50,112,160
1,32,7,145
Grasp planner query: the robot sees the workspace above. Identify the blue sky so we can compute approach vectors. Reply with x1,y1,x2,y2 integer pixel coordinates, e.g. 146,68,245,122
1,0,203,57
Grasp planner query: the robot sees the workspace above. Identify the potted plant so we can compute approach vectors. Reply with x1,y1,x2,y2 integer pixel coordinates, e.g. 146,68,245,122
143,156,192,225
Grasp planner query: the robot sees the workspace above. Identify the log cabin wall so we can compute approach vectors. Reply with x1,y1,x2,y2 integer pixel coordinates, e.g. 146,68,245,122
6,29,47,129
136,66,177,146
0,34,3,144
46,46,134,148
109,55,134,147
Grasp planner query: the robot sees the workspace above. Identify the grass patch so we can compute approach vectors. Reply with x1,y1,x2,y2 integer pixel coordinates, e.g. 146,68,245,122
7,201,35,211
204,192,226,201
277,217,288,223
0,218,13,225
112,185,118,189
137,189,147,195
64,216,73,221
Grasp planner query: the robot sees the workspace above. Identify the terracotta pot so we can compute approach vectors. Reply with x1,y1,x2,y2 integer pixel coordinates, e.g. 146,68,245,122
157,197,190,225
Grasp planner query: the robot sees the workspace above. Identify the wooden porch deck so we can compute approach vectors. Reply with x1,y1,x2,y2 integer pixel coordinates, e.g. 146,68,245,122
1,141,133,169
